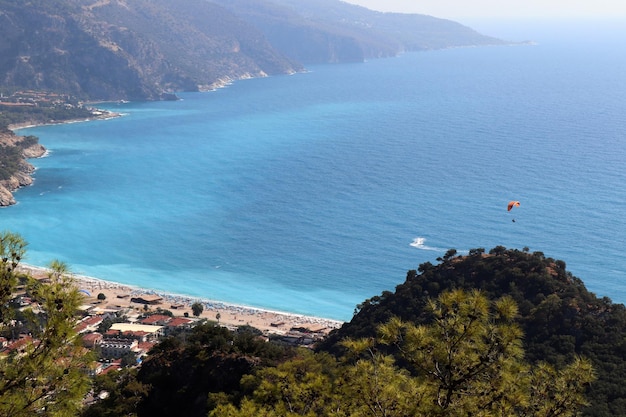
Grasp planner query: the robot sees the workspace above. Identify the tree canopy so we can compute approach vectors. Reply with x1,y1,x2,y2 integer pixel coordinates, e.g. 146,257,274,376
319,247,626,417
210,290,594,417
0,232,92,416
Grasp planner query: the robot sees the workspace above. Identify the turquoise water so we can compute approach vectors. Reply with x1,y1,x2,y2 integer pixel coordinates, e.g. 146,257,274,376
4,20,626,321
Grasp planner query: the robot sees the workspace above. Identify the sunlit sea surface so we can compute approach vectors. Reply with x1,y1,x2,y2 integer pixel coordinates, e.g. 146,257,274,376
5,20,626,321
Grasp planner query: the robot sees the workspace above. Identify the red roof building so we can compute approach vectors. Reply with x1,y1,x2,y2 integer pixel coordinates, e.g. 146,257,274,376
75,315,104,334
82,332,103,348
140,314,172,326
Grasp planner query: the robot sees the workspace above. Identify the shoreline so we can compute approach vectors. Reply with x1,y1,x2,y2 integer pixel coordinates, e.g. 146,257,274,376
0,109,124,207
10,106,346,335
9,109,123,132
18,264,345,335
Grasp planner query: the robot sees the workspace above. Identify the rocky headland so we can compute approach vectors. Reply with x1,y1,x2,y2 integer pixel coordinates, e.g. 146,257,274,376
0,131,47,206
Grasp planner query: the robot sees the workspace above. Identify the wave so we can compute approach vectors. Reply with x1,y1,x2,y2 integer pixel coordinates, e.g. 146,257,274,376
409,237,442,251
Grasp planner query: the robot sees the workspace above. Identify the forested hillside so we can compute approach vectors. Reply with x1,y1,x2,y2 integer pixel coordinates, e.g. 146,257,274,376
3,232,607,416
79,247,626,417
320,247,626,417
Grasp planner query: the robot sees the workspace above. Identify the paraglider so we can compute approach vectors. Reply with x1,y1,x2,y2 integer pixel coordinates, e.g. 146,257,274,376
507,201,520,211
507,200,520,222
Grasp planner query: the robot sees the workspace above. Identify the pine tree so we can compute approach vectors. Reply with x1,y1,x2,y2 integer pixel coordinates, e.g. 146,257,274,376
375,289,594,416
0,232,92,417
212,289,595,417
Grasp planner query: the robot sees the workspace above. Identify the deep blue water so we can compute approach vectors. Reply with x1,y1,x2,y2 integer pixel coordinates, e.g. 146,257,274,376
4,20,626,321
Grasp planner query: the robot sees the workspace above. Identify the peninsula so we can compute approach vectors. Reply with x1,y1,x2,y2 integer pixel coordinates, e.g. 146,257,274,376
0,130,46,206
0,90,119,206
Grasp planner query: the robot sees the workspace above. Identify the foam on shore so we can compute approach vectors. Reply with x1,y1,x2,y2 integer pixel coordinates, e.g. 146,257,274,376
18,263,345,333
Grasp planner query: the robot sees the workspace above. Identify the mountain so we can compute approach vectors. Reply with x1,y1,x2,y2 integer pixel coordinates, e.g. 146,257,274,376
0,0,506,101
220,0,506,63
0,0,300,100
318,247,626,417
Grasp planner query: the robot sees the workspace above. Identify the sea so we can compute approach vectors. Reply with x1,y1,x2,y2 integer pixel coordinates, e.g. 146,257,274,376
4,19,626,322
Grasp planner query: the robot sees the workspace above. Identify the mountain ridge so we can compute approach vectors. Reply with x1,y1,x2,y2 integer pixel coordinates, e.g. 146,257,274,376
0,0,507,101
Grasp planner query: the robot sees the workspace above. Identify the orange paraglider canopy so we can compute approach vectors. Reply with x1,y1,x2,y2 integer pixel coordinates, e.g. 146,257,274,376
507,201,520,211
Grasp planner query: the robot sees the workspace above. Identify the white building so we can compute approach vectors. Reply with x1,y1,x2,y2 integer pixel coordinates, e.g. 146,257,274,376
100,339,138,359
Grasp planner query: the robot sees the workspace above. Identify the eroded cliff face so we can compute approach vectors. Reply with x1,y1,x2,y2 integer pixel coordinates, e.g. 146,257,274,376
0,0,506,102
0,0,302,101
0,134,46,206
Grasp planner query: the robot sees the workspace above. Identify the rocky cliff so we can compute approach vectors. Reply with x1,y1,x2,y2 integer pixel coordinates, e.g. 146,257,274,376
0,0,506,101
0,132,46,206
221,0,507,64
0,0,302,101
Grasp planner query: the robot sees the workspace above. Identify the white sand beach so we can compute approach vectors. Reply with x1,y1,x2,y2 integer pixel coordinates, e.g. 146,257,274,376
18,264,345,335
9,110,343,336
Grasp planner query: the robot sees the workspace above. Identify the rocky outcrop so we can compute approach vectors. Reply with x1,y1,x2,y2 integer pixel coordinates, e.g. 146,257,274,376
0,137,46,207
22,143,46,159
0,187,15,207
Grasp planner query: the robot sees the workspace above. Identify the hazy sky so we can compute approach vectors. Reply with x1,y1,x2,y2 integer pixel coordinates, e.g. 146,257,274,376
341,0,626,20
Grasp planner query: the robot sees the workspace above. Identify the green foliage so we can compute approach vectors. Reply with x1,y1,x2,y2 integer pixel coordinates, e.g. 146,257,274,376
525,358,596,417
191,301,203,317
79,322,294,416
0,232,25,322
338,343,423,417
155,307,173,317
97,316,126,334
0,144,24,181
97,317,113,334
0,105,92,131
213,290,593,417
82,368,148,417
377,290,527,414
0,234,92,416
240,350,341,416
0,129,46,182
81,247,608,417
121,352,139,368
374,290,593,416
319,247,622,417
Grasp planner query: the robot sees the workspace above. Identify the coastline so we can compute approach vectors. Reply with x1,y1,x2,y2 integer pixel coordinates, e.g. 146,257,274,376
18,264,345,335
8,109,123,132
8,107,345,335
0,109,123,207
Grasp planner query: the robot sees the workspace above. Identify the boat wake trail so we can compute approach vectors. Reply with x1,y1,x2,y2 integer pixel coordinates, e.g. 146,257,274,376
409,237,442,251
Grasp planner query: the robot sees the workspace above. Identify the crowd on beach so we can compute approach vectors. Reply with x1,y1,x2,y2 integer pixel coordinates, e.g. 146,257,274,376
18,264,344,335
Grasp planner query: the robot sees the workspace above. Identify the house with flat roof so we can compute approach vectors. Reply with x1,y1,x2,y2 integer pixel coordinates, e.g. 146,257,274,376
100,339,138,359
110,323,165,339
